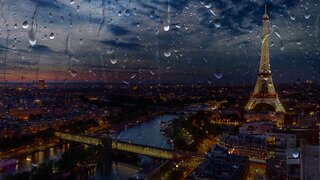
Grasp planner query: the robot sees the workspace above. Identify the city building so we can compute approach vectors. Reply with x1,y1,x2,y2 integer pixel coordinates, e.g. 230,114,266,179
218,133,268,161
266,132,297,179
286,147,300,179
186,145,249,180
300,145,320,180
239,121,275,135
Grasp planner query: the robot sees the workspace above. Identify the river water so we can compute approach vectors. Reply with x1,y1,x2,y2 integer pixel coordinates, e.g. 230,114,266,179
0,114,178,179
0,144,69,177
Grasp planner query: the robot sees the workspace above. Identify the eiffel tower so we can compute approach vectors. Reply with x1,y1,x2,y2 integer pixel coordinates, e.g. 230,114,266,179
245,5,285,113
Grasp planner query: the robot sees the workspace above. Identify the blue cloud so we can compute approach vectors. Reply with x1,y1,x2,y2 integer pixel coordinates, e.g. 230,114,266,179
101,39,142,50
109,25,131,36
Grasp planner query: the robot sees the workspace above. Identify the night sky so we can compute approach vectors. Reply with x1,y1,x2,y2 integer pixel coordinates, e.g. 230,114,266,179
0,0,319,84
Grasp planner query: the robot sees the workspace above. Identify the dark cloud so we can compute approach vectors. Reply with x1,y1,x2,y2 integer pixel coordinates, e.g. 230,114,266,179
30,0,60,8
109,25,131,36
31,44,54,52
101,39,142,50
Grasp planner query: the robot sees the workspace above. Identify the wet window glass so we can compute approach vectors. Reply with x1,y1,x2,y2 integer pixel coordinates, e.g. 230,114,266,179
0,0,319,179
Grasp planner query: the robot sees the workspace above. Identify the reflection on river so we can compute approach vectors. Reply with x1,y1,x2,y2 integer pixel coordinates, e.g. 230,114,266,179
0,143,69,177
0,114,178,179
115,114,178,149
95,162,140,180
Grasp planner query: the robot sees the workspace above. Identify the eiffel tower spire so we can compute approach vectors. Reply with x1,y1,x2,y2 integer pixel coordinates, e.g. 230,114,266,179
245,5,285,113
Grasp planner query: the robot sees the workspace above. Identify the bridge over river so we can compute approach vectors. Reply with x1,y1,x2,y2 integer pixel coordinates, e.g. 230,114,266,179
55,132,202,159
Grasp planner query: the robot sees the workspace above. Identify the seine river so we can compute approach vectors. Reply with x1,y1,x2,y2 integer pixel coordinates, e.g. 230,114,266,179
0,114,178,179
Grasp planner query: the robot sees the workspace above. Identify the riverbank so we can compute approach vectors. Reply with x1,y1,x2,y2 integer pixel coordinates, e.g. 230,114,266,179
0,139,64,160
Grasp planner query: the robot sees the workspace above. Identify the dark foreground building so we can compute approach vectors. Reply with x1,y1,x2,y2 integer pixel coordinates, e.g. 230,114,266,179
186,145,249,180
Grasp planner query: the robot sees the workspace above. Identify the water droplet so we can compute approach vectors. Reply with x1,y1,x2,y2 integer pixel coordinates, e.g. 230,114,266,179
214,19,221,28
70,0,75,5
203,56,208,63
110,55,117,64
209,9,216,16
106,49,114,54
149,10,156,18
124,9,131,17
164,48,171,57
290,15,296,21
130,74,136,79
275,31,281,38
68,69,78,77
149,70,155,76
13,23,17,29
164,25,170,31
118,10,122,16
122,80,129,86
22,21,29,29
270,41,275,47
214,69,222,79
137,34,142,41
304,13,310,19
280,41,285,51
49,32,55,39
28,28,37,46
296,40,302,45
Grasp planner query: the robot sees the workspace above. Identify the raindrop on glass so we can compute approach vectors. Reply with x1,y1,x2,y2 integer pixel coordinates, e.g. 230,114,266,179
22,21,29,29
110,55,117,64
205,3,211,9
122,80,130,86
214,19,221,28
280,41,285,51
304,13,310,19
270,41,275,47
125,9,131,17
164,25,170,31
49,32,55,39
137,34,142,41
164,48,171,57
149,10,156,18
130,74,136,79
68,69,78,77
70,0,75,5
214,68,222,79
203,56,208,63
28,28,37,46
290,15,296,21
107,49,114,54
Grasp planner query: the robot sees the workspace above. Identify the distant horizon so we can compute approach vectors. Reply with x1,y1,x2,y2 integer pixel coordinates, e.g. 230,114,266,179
0,80,317,86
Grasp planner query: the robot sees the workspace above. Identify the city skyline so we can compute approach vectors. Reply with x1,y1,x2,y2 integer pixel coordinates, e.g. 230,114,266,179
0,0,319,85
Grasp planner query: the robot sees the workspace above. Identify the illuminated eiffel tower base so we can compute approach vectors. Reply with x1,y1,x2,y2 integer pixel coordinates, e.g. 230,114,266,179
245,5,285,127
